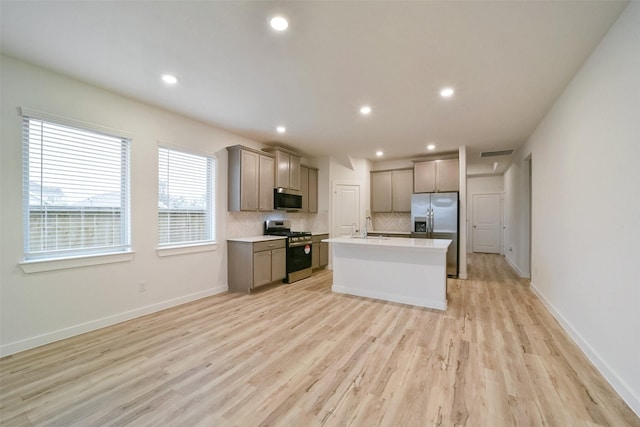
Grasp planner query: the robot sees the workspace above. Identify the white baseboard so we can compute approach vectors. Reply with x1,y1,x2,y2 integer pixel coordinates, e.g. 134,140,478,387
530,282,640,418
504,253,530,278
0,284,228,357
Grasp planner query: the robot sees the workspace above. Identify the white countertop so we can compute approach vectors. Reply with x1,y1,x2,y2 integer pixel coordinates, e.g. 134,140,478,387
312,231,329,236
227,235,287,243
367,230,411,235
323,236,451,251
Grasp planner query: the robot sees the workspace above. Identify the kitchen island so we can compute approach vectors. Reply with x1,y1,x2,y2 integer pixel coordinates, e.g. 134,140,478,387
322,236,451,310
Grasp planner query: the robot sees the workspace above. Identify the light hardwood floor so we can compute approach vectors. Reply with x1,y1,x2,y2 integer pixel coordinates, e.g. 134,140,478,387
1,254,638,426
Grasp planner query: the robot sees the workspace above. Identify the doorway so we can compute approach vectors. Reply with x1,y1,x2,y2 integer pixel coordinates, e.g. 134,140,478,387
525,155,532,278
333,184,360,237
471,193,502,254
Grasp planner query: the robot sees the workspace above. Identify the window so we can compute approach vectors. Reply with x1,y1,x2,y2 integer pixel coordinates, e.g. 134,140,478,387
158,146,215,246
22,111,131,261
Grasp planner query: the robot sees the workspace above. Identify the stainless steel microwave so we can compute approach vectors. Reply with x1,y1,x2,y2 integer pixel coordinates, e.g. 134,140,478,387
274,188,302,210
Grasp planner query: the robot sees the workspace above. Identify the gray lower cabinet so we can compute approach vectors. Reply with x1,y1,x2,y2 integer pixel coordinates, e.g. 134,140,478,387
311,234,329,270
228,239,286,293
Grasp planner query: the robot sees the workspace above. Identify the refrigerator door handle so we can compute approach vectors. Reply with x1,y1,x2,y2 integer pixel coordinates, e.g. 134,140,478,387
429,209,434,235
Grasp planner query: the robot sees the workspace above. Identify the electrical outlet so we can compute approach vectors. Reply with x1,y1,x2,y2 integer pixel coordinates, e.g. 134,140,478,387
138,281,147,292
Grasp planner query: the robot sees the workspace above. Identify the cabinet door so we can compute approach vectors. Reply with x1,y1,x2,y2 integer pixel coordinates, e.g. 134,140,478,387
300,166,309,212
289,155,301,190
371,171,392,212
436,159,459,192
271,248,286,281
392,169,413,212
259,155,275,211
414,161,436,193
275,151,290,188
240,150,259,211
319,241,329,267
308,168,318,213
253,251,272,287
311,241,320,269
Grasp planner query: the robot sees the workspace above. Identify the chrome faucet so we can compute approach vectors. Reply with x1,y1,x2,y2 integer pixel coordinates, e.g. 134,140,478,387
363,216,371,238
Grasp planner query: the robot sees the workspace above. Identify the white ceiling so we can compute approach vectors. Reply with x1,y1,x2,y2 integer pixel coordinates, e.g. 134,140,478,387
0,1,628,175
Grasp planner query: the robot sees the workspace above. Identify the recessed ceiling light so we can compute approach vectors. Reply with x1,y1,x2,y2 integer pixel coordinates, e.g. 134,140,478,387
270,16,289,31
360,105,372,115
427,144,436,151
376,151,383,157
440,87,454,98
162,74,178,84
276,126,286,133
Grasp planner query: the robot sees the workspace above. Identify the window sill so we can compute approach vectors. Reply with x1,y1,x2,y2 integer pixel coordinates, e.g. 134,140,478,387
20,251,135,274
156,242,218,257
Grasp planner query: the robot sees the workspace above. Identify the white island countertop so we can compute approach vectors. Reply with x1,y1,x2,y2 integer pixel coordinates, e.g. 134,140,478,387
323,236,451,251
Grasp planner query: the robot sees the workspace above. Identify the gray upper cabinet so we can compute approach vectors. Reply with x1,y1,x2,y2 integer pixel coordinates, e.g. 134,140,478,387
371,171,393,212
371,169,413,213
289,155,301,191
258,155,275,211
414,159,459,193
299,165,319,213
300,165,309,212
227,145,275,212
308,167,318,213
414,161,436,193
391,169,413,212
436,159,459,192
265,147,301,191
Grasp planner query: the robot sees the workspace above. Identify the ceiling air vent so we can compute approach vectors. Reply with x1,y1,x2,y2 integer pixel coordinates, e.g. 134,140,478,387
480,149,514,158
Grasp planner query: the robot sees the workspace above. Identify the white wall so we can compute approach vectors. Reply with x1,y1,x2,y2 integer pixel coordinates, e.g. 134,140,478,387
467,175,504,198
504,2,640,415
0,55,262,355
370,158,414,171
504,160,531,276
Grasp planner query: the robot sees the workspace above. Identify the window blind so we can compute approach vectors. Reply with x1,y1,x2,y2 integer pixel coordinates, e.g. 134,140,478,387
22,115,131,260
158,146,215,246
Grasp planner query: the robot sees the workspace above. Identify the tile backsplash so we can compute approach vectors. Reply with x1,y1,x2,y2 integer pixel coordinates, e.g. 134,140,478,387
226,210,408,238
371,213,411,232
226,210,329,238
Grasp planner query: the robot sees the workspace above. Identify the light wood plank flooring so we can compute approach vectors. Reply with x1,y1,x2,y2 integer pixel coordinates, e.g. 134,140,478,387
1,254,638,426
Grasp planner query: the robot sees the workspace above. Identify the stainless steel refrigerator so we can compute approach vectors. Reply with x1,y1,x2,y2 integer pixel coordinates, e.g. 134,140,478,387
410,192,459,277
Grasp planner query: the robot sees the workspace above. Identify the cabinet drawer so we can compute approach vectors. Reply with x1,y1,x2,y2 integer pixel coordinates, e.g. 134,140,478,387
312,234,329,244
253,239,285,252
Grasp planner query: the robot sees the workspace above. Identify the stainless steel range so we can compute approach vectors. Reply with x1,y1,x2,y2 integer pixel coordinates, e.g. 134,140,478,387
264,220,312,283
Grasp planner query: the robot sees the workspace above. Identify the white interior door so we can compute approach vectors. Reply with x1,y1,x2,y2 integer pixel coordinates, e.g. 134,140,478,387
334,184,360,237
472,193,501,253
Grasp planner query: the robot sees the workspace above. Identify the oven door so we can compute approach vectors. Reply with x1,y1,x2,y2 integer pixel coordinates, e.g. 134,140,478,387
287,242,312,273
